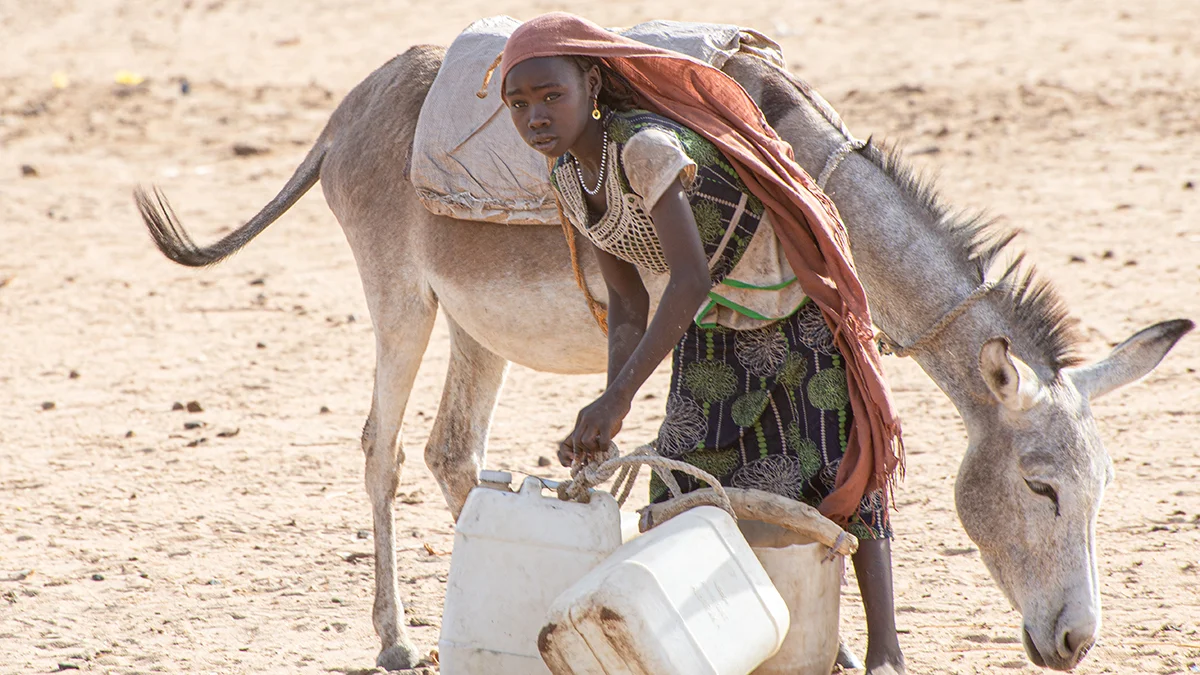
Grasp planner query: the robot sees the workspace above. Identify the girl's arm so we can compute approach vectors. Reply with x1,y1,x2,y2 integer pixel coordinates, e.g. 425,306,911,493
557,241,648,465
591,244,650,388
564,177,711,457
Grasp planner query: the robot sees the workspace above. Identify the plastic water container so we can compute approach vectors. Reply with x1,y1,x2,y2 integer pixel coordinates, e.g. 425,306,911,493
746,533,842,675
618,511,642,543
539,505,790,675
439,472,624,675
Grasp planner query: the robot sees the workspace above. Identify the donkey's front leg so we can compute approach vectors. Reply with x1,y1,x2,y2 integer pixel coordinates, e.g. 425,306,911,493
363,305,437,671
425,317,509,517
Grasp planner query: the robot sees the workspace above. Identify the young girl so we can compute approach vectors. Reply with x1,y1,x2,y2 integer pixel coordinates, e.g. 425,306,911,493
500,13,905,673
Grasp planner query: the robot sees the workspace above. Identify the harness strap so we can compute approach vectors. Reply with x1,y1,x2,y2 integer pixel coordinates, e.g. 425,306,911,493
817,138,868,190
548,157,609,334
876,281,999,358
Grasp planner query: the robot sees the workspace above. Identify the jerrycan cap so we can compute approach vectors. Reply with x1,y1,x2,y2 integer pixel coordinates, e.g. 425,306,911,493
478,470,513,492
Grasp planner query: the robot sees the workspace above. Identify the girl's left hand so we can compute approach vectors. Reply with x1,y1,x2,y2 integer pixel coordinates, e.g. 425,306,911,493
558,391,632,466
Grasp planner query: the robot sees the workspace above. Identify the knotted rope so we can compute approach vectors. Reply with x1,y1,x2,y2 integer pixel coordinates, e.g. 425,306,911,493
552,443,857,557
555,443,735,523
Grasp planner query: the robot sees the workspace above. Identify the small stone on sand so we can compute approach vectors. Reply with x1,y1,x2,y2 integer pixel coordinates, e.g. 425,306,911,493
232,143,268,157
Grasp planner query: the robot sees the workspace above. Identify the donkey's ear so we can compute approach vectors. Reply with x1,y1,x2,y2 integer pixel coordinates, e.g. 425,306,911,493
980,337,1045,411
1065,319,1194,400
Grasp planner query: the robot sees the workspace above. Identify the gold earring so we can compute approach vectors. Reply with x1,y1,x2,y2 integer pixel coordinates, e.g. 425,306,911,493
592,99,601,120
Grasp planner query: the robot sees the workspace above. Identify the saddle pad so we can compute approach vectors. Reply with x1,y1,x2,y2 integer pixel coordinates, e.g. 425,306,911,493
411,16,784,225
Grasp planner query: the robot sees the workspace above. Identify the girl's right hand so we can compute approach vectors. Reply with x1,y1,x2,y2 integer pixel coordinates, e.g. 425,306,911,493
557,391,630,466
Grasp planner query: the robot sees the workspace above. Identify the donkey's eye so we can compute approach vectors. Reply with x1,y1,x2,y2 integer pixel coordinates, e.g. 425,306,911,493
1024,479,1060,515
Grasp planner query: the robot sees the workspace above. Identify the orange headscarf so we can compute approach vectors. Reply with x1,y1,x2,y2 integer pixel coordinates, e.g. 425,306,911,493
500,13,902,522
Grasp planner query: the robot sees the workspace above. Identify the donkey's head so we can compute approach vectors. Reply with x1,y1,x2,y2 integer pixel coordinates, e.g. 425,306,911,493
955,319,1192,670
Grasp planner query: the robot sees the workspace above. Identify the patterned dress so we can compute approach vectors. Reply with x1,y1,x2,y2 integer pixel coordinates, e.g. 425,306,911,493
551,109,889,539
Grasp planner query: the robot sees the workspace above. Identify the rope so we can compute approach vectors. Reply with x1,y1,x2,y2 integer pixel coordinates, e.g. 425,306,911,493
816,138,868,191
876,280,998,358
476,52,504,99
606,443,660,506
781,66,868,194
556,443,735,523
823,531,852,563
555,445,861,559
547,157,609,334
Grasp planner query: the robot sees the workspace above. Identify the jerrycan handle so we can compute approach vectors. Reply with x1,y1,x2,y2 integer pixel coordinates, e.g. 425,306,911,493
518,475,558,497
519,476,593,501
520,476,614,510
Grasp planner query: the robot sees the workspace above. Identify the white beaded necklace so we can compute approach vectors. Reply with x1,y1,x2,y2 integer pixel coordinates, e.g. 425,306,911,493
572,125,609,197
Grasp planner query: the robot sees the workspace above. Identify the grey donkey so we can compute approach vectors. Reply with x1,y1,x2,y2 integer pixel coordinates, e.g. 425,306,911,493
133,45,1192,672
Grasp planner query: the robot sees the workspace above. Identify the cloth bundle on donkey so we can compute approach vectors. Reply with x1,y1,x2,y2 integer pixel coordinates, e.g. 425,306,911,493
410,16,783,225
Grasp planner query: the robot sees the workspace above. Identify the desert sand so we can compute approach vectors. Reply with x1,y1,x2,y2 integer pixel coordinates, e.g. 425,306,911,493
1,0,1198,673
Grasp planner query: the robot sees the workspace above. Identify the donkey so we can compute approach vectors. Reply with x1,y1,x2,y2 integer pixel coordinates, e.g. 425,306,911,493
134,45,1191,671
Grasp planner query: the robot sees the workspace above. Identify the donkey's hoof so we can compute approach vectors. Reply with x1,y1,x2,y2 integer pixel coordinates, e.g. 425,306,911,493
836,641,865,671
376,642,420,671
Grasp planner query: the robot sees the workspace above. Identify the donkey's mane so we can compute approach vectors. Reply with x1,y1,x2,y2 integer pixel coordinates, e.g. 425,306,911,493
856,141,1084,370
759,60,1083,369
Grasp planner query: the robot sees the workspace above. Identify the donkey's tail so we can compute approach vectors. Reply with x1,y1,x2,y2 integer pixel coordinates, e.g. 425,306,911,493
134,140,327,267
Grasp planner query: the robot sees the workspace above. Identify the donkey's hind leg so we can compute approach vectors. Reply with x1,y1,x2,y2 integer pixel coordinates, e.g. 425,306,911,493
362,299,438,671
425,316,509,518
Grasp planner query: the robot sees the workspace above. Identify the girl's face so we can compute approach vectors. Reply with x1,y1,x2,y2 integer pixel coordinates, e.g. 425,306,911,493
504,57,601,158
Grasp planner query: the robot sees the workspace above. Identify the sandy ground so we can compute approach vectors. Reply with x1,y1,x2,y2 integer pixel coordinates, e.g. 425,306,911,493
2,0,1198,673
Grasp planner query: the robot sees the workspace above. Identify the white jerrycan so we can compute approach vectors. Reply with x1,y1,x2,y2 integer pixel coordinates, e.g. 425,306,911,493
439,471,624,675
539,505,790,675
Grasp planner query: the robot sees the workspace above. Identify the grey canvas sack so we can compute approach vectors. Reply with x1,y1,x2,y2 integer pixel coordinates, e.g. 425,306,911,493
410,16,784,225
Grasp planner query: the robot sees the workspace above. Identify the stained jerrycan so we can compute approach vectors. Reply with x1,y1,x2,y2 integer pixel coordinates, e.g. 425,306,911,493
539,505,791,675
438,471,624,675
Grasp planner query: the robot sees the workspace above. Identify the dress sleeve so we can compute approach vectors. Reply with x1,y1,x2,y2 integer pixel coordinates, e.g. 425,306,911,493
620,127,698,212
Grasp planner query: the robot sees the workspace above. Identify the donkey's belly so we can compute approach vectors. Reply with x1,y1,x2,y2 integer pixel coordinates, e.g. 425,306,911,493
421,219,610,374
